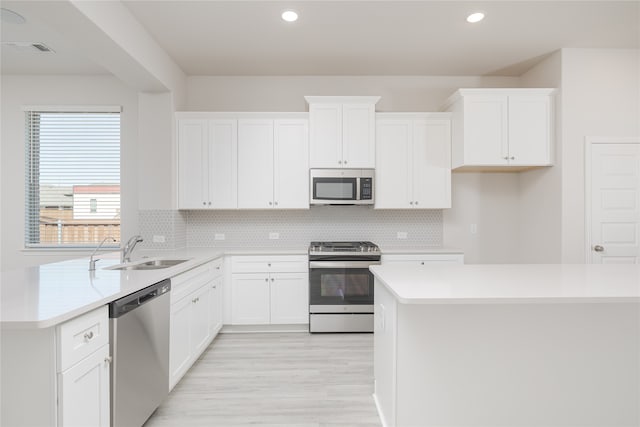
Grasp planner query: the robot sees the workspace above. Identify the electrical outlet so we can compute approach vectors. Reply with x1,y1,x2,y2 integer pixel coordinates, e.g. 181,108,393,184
397,232,408,239
152,235,165,243
214,233,225,241
269,232,280,240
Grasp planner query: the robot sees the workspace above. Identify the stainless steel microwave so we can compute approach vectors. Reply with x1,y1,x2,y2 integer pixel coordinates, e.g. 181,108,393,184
310,169,374,205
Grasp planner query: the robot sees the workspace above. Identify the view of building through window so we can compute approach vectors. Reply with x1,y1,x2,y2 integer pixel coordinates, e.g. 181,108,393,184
25,110,121,247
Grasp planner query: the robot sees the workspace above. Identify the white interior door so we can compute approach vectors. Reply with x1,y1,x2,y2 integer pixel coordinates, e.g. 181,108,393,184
588,139,640,263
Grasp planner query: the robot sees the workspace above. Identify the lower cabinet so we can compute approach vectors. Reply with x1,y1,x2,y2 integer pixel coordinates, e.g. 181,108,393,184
58,344,110,427
1,306,111,427
231,255,309,325
169,258,224,390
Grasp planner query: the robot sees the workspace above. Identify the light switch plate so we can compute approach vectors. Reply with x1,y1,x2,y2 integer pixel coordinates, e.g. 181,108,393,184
397,232,408,239
152,235,166,243
269,232,280,240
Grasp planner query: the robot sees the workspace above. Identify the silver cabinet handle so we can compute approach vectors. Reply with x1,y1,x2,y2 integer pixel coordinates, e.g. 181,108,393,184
208,201,212,205
104,356,113,364
215,266,220,270
271,278,274,282
338,160,342,165
274,201,278,206
267,263,271,267
593,245,605,252
503,156,509,160
212,285,217,289
409,201,414,205
510,156,515,160
415,201,419,205
344,160,348,164
265,278,268,282
420,261,425,265
269,201,273,206
84,331,94,341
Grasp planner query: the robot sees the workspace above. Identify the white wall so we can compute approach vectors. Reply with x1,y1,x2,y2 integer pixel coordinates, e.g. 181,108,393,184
518,50,563,263
560,49,639,263
186,75,523,263
0,75,139,270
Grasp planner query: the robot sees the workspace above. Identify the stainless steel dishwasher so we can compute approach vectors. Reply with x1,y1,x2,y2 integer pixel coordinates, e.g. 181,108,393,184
109,279,171,427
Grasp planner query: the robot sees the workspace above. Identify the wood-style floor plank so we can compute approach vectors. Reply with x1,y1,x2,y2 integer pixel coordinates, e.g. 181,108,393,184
145,333,381,427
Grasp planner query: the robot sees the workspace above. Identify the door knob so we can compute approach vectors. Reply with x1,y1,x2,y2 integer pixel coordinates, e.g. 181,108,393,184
593,245,605,252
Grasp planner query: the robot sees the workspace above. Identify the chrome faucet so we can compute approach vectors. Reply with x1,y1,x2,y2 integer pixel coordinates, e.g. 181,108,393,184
121,235,144,263
89,237,116,271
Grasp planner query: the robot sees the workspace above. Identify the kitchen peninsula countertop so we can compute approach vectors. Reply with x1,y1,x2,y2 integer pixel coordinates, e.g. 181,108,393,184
370,263,640,304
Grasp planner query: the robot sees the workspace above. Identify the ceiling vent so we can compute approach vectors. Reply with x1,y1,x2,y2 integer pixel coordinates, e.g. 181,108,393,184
2,41,55,53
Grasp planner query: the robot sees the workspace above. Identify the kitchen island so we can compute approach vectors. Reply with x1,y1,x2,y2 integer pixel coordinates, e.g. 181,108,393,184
370,264,640,427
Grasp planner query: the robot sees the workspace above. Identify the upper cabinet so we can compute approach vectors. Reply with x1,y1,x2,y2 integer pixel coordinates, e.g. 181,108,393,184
177,118,238,209
177,113,309,210
375,113,451,209
237,118,309,209
443,89,555,171
305,96,380,168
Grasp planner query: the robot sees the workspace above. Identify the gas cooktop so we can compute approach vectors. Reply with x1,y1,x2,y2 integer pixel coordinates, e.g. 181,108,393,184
309,241,380,255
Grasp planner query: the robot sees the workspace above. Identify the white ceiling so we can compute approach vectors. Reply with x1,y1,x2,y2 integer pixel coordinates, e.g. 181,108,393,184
2,1,639,77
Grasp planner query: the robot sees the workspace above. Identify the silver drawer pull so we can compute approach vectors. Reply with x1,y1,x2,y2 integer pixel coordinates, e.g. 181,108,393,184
84,331,94,341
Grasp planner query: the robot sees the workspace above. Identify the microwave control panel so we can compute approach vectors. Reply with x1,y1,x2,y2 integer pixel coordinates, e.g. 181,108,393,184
360,178,373,200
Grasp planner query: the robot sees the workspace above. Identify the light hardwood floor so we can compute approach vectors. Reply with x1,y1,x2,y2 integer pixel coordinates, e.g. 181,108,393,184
145,333,382,427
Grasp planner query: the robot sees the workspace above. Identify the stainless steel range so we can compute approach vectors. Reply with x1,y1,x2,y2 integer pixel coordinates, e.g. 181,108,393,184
308,241,381,333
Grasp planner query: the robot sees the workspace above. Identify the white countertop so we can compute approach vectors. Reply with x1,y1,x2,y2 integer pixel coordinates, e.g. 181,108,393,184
370,264,640,304
1,249,224,329
379,246,463,255
1,245,460,329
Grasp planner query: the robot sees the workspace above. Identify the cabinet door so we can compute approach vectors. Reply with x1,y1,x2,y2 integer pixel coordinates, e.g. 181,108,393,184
270,272,309,324
274,119,309,209
463,96,508,165
238,120,274,208
58,344,110,427
375,119,412,209
309,103,343,168
508,95,552,166
209,275,224,336
209,119,238,208
343,103,376,168
169,296,192,390
413,119,451,208
190,284,211,357
231,274,270,324
178,119,208,209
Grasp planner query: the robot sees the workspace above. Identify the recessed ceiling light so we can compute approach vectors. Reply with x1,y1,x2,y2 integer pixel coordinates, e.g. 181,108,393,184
1,8,26,24
281,10,298,22
466,12,485,23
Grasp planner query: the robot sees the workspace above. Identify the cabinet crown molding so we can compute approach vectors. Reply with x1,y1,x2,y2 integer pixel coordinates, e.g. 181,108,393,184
304,96,381,105
442,88,556,111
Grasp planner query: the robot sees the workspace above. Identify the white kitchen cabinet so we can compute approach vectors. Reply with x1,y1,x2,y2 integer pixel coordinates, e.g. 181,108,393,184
237,118,309,209
231,255,309,325
209,259,224,335
381,253,464,266
305,96,380,168
58,344,110,427
444,88,555,170
169,260,222,390
177,117,238,209
375,113,451,209
1,306,110,427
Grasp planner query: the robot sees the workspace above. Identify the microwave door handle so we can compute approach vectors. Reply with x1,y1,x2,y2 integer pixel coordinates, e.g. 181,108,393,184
309,261,378,269
356,177,360,201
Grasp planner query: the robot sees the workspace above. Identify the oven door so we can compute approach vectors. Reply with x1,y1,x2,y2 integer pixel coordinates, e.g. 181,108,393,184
309,261,376,311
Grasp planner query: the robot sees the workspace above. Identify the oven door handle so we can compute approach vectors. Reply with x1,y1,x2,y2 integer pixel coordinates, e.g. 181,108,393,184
309,261,380,269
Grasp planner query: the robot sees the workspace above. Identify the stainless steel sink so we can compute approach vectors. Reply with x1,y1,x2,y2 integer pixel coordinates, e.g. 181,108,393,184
106,259,189,271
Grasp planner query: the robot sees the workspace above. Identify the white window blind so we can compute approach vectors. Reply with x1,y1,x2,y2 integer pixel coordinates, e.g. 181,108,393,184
25,109,121,247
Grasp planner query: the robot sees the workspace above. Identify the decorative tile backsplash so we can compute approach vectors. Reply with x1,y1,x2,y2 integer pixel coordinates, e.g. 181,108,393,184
138,210,187,251
139,207,442,250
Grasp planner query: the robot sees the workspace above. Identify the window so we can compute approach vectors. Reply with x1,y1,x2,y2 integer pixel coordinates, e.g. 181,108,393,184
25,107,121,247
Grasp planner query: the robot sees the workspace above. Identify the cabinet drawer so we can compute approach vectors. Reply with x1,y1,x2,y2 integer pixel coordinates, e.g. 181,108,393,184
381,253,464,265
231,255,307,273
171,262,214,303
57,306,109,372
